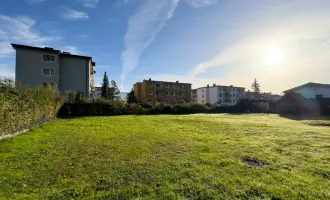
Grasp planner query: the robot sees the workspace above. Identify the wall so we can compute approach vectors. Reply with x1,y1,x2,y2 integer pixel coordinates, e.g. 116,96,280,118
296,86,330,99
16,48,59,87
59,56,88,96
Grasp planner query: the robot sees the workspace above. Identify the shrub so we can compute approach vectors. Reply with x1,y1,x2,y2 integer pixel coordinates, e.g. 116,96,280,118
0,78,64,137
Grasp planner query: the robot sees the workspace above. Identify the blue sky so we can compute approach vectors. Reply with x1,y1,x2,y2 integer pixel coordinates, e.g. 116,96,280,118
1,0,330,93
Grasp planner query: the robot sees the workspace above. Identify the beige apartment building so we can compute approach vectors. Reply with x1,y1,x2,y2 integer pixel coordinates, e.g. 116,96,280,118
134,79,192,104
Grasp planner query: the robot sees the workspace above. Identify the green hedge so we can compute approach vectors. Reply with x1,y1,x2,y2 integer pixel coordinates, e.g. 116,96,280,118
0,78,64,137
57,99,263,117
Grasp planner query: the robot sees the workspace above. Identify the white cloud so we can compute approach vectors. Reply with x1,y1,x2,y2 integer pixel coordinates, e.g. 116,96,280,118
26,0,44,4
62,8,89,20
0,64,15,79
62,46,79,55
185,0,217,7
120,0,179,89
77,0,99,8
0,15,60,57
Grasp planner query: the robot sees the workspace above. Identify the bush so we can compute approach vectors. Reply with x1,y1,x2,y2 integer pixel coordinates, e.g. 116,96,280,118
0,78,64,137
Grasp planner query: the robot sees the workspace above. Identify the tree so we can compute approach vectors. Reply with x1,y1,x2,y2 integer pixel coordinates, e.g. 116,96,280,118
126,88,138,104
251,78,261,98
101,72,110,99
110,80,120,101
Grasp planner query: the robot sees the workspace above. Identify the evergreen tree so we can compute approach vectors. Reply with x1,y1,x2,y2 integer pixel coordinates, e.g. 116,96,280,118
126,88,138,104
110,80,120,101
101,72,110,99
251,78,261,98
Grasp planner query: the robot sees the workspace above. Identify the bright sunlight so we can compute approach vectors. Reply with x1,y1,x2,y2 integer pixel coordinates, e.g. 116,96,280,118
264,49,286,65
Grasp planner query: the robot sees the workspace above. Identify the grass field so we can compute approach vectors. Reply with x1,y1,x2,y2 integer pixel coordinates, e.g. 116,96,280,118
0,114,330,199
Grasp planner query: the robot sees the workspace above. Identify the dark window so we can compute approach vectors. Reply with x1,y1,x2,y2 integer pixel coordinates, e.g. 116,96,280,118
43,54,55,62
43,68,55,76
43,82,54,87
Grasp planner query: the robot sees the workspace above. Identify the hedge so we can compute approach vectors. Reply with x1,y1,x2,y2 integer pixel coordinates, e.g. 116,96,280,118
57,98,262,117
0,78,64,138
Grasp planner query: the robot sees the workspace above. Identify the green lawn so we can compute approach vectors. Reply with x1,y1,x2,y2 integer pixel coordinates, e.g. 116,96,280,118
1,114,330,199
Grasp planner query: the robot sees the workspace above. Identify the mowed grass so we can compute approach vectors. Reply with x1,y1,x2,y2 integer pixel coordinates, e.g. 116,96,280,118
0,114,330,199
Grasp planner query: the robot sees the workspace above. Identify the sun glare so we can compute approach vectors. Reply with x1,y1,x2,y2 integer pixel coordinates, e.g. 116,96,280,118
264,49,286,65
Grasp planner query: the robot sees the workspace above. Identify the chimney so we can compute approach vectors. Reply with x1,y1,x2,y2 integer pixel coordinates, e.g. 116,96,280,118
213,83,216,87
176,81,179,83
230,85,233,87
149,78,151,81
207,84,209,87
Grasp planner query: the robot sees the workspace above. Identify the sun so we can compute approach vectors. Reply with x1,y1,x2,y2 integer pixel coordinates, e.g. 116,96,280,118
264,49,286,65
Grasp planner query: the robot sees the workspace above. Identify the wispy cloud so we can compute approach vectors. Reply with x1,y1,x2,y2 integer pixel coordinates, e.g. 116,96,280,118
185,0,217,7
77,0,99,8
0,15,60,57
189,10,330,93
62,8,89,20
120,0,179,89
0,64,15,78
62,46,79,55
26,0,44,4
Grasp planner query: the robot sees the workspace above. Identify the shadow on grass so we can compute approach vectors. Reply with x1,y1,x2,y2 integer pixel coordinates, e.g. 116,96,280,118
279,114,330,121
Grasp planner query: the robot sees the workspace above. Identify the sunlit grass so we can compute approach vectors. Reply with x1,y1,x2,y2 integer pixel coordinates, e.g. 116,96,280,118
0,114,329,199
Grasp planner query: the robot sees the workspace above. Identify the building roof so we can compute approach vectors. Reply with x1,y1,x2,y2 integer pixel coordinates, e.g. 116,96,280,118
283,82,330,93
11,43,93,60
142,79,192,85
197,85,245,89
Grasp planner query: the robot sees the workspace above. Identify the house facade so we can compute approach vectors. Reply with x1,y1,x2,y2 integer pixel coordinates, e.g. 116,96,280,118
12,44,95,97
197,84,245,105
134,79,192,104
283,82,330,99
191,89,197,102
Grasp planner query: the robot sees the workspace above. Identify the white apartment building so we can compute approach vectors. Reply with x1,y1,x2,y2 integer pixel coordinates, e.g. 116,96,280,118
94,87,102,99
197,84,245,105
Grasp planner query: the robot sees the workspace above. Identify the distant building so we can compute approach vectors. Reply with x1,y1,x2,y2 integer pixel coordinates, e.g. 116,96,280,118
191,89,197,102
11,44,95,97
197,84,245,105
278,82,330,115
283,82,330,99
134,78,192,104
94,87,102,99
261,92,282,101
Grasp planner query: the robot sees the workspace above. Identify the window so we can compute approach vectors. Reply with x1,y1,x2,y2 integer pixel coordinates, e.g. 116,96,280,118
42,82,54,87
165,84,169,88
43,68,55,76
202,95,204,98
233,94,236,97
202,100,204,103
219,94,222,97
180,85,185,89
156,83,161,88
43,54,55,62
149,83,153,87
172,92,175,96
165,92,169,96
149,90,153,95
165,99,169,103
148,98,153,103
172,85,176,89
233,100,236,103
202,89,204,92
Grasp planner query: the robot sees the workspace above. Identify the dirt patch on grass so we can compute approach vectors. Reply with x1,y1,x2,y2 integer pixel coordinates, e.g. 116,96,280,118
240,158,264,168
309,124,330,127
304,131,320,135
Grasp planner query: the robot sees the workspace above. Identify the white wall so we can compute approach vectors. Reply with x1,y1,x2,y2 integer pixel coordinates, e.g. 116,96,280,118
296,86,330,99
197,86,245,105
209,87,218,104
